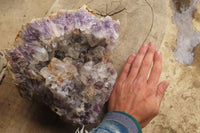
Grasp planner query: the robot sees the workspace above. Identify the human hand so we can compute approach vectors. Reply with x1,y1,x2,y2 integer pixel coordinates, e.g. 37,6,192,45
108,43,169,128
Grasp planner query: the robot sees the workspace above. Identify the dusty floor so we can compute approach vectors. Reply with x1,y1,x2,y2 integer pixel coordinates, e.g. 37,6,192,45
0,0,200,133
144,1,200,133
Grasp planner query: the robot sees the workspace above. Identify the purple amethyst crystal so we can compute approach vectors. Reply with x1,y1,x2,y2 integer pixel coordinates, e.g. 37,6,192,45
6,5,119,124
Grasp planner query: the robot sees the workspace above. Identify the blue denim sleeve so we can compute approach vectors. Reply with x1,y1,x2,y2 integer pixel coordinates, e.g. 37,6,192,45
89,111,142,133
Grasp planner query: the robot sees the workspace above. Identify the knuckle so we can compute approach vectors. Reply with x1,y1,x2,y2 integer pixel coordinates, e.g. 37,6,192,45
123,67,129,73
149,47,155,53
155,53,162,61
158,87,164,95
154,62,162,69
127,57,133,64
134,79,143,89
115,85,122,94
132,62,140,69
138,76,145,83
116,81,123,88
139,48,147,55
134,84,141,90
126,80,133,86
115,80,127,89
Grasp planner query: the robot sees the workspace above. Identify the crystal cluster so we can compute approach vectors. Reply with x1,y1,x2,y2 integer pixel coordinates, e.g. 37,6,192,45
6,5,119,124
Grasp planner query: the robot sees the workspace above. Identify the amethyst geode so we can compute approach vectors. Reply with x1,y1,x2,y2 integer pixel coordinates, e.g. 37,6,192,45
6,5,119,124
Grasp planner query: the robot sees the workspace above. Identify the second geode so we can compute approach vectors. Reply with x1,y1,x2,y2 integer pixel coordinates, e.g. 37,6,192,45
6,5,119,124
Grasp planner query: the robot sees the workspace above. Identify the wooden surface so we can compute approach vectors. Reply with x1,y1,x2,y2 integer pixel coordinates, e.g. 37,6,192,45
0,0,168,132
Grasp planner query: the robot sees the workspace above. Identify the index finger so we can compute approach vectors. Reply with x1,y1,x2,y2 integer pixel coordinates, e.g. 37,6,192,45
147,51,162,88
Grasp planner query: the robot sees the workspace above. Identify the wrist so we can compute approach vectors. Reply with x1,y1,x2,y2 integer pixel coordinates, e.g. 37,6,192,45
106,111,142,133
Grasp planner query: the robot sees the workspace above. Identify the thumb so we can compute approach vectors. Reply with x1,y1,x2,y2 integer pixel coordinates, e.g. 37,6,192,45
156,81,169,105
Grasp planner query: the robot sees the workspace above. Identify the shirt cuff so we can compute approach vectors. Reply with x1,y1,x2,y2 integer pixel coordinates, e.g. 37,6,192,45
103,111,142,133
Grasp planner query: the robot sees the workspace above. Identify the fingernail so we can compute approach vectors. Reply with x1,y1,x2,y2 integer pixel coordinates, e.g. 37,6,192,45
131,54,135,58
149,42,155,48
142,44,148,49
130,54,135,59
157,51,161,55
